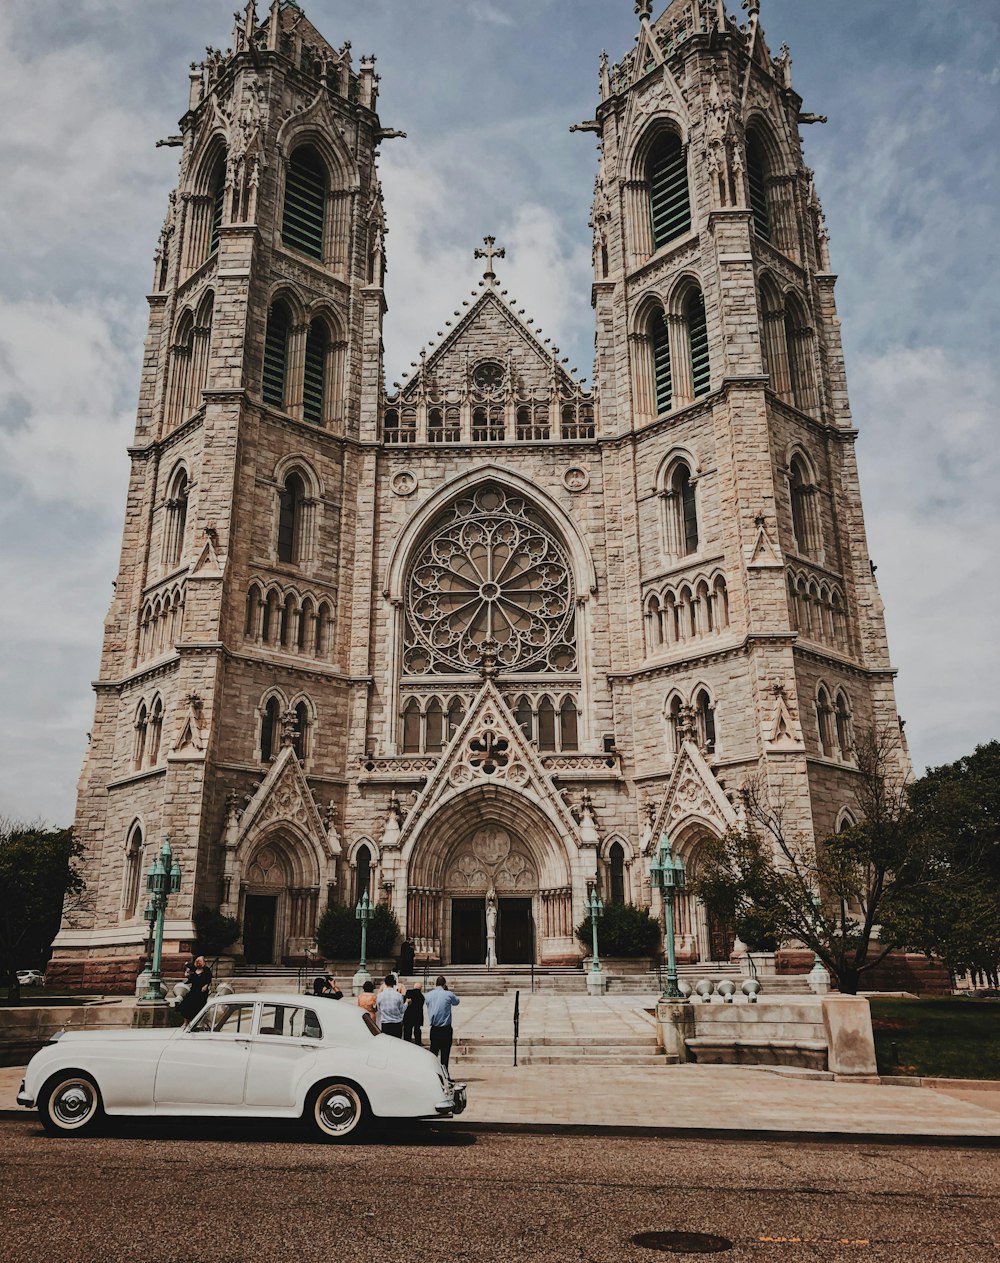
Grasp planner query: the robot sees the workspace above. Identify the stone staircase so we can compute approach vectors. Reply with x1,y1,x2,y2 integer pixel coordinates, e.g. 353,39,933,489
454,1030,666,1067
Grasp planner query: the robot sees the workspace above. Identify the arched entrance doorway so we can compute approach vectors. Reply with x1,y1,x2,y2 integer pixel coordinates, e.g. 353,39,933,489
404,787,575,966
240,833,321,965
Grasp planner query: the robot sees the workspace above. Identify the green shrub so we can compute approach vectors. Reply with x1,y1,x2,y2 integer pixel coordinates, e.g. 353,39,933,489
192,907,241,957
316,901,400,961
734,909,781,953
575,902,661,958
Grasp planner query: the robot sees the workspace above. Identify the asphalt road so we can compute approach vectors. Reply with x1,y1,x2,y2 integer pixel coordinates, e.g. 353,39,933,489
0,1116,998,1263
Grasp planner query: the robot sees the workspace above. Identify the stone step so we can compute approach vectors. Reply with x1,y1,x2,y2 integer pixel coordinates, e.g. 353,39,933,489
457,1053,668,1067
455,1035,655,1048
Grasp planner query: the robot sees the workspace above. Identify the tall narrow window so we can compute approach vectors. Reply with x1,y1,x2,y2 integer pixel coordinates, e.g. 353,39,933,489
425,698,444,753
277,472,305,565
282,145,327,261
789,455,819,557
447,697,466,740
746,131,771,242
209,152,226,256
303,318,328,425
293,700,309,760
402,699,421,753
134,704,148,771
686,290,710,397
668,463,698,556
355,845,371,902
695,688,716,753
163,468,189,568
647,133,691,250
835,692,853,759
609,842,626,905
537,697,557,751
817,687,834,758
123,824,144,918
515,696,534,742
667,695,683,754
260,696,281,762
651,308,672,415
262,301,290,410
559,697,579,752
148,697,163,765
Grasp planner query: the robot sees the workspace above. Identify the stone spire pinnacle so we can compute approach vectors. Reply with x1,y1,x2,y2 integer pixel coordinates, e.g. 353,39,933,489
635,0,653,20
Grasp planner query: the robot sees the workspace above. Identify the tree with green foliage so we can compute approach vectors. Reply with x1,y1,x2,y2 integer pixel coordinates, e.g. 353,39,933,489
888,741,1000,982
315,901,400,961
692,728,934,994
575,902,662,958
192,907,241,964
0,819,86,1003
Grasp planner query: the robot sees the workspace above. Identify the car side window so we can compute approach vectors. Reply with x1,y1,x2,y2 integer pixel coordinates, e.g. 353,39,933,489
202,1002,256,1034
258,1004,323,1040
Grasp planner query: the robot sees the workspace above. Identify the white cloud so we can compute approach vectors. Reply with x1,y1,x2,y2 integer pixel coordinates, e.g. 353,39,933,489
469,1,516,27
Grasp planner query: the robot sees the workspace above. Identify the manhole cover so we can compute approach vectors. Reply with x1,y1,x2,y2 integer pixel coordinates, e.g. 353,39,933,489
631,1231,733,1255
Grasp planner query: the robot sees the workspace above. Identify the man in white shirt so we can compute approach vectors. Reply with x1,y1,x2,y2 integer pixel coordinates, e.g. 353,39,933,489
375,973,406,1037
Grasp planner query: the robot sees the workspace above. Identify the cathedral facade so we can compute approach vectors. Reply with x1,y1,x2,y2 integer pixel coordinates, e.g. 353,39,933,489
52,0,906,987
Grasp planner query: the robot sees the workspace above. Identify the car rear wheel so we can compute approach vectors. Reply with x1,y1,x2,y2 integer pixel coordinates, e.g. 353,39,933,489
309,1081,368,1141
40,1073,103,1136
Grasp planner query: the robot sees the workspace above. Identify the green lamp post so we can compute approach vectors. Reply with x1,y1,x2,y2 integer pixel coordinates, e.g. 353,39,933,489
353,890,372,994
651,832,686,1002
140,836,182,1005
585,884,604,994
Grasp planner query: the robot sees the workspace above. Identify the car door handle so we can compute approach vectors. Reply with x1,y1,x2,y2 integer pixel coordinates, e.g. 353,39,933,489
235,1038,251,1045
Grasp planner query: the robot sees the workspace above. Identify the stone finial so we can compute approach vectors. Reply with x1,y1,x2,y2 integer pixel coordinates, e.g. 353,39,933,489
474,235,505,284
279,709,298,748
635,0,653,20
678,704,698,744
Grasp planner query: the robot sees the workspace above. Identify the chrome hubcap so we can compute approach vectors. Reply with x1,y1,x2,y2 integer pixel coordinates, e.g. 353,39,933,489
318,1089,358,1134
52,1081,95,1126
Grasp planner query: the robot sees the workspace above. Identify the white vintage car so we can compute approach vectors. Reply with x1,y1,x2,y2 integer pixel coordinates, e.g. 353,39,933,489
17,992,466,1140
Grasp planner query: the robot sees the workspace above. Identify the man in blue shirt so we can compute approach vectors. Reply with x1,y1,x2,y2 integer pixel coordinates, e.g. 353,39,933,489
424,975,460,1076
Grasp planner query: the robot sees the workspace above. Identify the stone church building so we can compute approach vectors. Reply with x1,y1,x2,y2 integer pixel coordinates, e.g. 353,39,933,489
52,0,906,987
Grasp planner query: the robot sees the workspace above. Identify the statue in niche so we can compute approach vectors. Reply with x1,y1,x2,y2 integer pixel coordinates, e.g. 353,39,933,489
485,886,498,967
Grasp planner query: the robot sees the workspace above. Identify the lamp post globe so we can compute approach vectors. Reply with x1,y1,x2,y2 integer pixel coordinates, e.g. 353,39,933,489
140,836,182,1006
353,890,373,994
585,884,605,994
652,833,687,1003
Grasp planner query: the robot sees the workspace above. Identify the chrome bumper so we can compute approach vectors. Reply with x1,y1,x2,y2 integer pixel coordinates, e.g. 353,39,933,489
434,1082,467,1117
16,1081,33,1108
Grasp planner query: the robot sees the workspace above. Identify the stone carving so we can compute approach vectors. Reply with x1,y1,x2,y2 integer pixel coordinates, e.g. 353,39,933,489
446,834,537,894
472,825,511,867
563,466,590,493
390,469,418,497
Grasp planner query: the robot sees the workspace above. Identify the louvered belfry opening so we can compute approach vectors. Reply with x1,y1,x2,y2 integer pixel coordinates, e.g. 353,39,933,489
687,290,710,397
277,472,305,565
647,132,690,250
303,318,328,424
651,308,672,415
209,153,226,256
282,145,327,260
262,301,290,409
746,131,771,242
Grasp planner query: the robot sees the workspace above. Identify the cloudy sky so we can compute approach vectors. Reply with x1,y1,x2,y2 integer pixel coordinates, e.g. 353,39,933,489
1,0,997,825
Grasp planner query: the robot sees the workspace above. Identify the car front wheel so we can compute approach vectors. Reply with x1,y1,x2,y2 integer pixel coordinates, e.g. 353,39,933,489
309,1081,368,1141
40,1073,103,1136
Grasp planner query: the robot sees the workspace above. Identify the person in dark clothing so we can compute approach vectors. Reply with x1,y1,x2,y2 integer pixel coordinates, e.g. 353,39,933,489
397,938,416,976
178,956,212,1026
402,982,424,1045
312,975,343,998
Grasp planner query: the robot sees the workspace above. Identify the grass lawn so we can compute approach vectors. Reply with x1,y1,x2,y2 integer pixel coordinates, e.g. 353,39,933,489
870,997,1000,1080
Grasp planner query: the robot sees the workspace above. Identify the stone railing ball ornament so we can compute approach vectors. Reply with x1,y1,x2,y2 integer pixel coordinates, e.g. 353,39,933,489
694,979,714,999
716,979,736,1003
677,979,692,999
741,978,761,1003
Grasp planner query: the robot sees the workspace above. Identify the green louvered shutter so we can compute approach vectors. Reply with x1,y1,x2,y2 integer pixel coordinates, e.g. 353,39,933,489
282,146,326,260
648,134,691,250
746,134,771,242
652,309,672,415
687,291,710,397
262,303,289,409
303,320,327,424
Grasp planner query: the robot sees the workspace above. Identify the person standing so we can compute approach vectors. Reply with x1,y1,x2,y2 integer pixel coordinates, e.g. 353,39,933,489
375,973,406,1037
397,938,415,976
358,978,377,1024
402,982,424,1045
425,975,460,1075
178,955,212,1027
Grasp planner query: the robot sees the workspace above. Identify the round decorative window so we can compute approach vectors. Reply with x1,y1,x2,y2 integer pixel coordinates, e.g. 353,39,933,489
403,485,576,675
472,360,505,392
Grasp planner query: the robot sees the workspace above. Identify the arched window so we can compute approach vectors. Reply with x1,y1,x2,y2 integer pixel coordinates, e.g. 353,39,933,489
663,461,698,557
315,600,332,656
784,295,817,414
686,289,710,398
559,697,579,752
123,823,144,918
262,300,291,410
647,132,691,250
515,695,534,741
651,307,672,415
282,145,327,261
816,686,835,758
537,696,557,751
609,841,626,905
280,593,296,647
789,455,819,557
694,688,716,753
447,697,466,740
260,696,281,762
425,698,444,753
134,703,148,770
163,468,189,568
355,844,372,902
297,595,313,650
244,584,262,639
208,151,226,257
148,697,163,765
167,312,195,427
746,130,771,242
303,318,328,425
277,472,305,565
293,700,309,760
402,698,421,753
666,694,683,755
835,691,853,759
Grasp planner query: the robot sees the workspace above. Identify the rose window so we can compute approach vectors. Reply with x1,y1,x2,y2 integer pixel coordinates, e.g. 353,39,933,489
403,485,577,675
